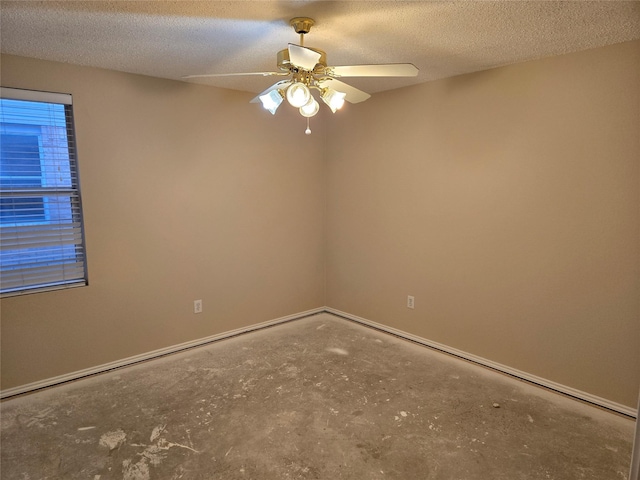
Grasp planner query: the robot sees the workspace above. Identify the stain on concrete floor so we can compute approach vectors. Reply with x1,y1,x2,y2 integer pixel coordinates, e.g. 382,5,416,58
0,313,634,479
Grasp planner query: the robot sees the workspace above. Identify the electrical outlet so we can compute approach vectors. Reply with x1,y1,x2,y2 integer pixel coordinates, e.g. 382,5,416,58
194,299,202,314
407,295,415,309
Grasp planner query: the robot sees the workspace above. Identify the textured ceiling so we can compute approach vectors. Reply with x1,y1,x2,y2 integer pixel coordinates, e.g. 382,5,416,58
1,1,640,96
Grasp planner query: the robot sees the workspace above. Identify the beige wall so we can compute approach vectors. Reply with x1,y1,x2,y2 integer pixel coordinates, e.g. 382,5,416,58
2,40,638,409
327,42,640,406
326,40,640,408
0,54,326,389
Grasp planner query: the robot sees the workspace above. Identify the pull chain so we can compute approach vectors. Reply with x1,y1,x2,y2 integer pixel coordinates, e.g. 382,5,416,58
305,117,311,135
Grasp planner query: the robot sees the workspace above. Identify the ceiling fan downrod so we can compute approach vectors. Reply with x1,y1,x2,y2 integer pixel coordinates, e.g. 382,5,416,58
290,17,314,47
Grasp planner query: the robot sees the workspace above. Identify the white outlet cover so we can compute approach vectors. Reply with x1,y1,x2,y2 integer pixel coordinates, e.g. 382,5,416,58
194,300,202,313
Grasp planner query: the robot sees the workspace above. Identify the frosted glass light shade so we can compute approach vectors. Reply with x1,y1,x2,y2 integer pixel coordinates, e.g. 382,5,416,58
259,89,284,115
299,98,320,117
321,88,346,113
286,83,311,108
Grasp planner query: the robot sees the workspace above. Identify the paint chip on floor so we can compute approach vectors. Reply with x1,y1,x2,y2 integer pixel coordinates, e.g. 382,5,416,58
99,429,126,451
326,347,349,355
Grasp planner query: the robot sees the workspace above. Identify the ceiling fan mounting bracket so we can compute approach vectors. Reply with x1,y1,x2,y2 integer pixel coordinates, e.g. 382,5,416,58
289,17,315,35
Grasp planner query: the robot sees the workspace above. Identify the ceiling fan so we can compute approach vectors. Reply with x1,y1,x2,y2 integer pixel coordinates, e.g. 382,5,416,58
183,17,419,133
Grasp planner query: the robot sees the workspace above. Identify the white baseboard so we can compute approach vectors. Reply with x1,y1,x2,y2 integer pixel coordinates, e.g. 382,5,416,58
325,307,637,418
3,305,636,419
0,307,325,400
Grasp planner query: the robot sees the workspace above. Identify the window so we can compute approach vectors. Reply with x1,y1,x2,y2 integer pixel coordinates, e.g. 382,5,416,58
0,87,88,296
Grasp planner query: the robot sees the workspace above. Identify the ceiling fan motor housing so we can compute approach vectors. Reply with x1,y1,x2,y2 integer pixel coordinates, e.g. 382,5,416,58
277,48,327,72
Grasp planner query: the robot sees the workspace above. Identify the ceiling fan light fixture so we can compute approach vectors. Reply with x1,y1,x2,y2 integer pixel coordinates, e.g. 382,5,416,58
321,88,346,113
299,98,320,117
185,16,418,132
286,82,311,108
258,89,284,115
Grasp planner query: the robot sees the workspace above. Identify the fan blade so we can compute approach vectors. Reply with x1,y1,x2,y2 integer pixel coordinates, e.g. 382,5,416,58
288,44,322,71
327,63,418,77
317,78,371,104
249,80,292,104
182,72,287,79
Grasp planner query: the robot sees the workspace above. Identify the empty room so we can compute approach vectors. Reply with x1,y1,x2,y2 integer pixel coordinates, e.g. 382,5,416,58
1,2,639,479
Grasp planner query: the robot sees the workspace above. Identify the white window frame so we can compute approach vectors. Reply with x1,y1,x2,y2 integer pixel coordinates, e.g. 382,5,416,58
0,87,88,297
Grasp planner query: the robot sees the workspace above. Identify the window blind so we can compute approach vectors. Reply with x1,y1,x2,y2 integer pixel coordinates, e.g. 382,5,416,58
0,87,88,296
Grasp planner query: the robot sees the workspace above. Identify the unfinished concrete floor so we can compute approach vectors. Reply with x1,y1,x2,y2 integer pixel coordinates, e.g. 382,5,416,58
1,313,634,479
